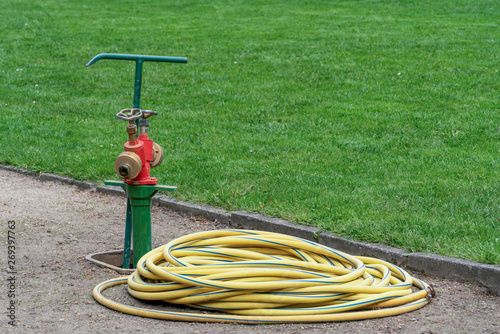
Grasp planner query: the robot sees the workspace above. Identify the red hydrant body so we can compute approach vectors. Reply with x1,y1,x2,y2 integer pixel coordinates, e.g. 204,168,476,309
114,109,164,185
123,134,157,185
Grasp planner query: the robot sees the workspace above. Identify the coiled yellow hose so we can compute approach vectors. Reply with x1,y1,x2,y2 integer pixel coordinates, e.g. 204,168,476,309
93,229,434,323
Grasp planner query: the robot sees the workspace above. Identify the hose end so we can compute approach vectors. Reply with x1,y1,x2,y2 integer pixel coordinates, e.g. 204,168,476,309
426,284,436,300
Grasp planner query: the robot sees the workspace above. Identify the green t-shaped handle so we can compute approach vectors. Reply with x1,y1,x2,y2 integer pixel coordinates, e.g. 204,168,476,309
86,53,188,109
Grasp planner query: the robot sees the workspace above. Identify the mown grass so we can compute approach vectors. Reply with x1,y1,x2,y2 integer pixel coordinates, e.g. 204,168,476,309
0,0,498,264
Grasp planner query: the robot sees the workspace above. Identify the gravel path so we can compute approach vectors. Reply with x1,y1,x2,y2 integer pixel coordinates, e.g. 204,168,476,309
1,168,499,333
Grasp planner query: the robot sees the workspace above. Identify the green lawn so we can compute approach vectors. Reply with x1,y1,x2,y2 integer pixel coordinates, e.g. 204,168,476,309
1,0,498,264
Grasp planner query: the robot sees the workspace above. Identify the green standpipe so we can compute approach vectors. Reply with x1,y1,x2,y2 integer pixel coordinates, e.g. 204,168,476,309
87,53,186,269
123,201,132,269
105,181,176,268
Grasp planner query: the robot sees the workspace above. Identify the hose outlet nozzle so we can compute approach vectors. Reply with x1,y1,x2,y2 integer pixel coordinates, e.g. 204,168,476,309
118,165,130,177
114,152,142,180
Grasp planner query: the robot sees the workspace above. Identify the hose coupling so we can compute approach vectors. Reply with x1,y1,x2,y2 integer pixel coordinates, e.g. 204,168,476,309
114,151,142,180
426,284,436,300
151,142,164,168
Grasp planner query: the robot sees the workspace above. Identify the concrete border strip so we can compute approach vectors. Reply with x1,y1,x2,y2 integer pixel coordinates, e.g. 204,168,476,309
1,165,498,295
0,165,95,191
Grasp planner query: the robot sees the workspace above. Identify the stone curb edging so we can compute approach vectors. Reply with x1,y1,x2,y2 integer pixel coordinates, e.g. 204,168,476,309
0,165,96,191
2,165,499,295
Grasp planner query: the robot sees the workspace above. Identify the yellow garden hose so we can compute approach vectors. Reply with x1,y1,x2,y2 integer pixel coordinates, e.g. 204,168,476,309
93,229,435,324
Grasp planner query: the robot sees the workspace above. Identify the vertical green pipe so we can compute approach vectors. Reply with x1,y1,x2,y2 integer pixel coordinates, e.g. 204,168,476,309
123,59,144,268
133,59,143,109
126,185,160,268
122,199,132,269
104,181,176,269
130,201,152,268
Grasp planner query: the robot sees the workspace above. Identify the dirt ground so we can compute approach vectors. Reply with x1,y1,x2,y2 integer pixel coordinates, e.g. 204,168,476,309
0,168,499,334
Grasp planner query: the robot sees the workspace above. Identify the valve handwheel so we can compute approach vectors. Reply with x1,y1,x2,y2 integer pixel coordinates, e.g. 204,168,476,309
117,108,143,121
141,110,158,119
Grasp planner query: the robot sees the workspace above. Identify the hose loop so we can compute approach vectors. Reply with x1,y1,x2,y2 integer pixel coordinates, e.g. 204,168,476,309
93,229,434,323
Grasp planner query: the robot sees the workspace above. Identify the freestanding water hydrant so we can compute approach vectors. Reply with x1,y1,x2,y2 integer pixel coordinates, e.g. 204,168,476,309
86,53,187,268
114,108,163,185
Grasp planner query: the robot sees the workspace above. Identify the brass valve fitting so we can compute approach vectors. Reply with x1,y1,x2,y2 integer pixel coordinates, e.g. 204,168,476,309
114,151,142,179
151,142,164,168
